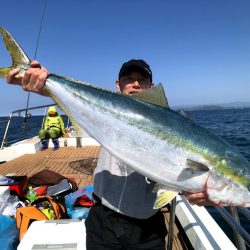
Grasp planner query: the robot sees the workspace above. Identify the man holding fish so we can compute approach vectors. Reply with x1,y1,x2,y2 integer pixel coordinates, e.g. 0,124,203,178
7,59,215,249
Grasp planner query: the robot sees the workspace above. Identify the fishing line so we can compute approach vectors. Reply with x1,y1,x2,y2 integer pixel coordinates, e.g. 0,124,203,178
33,0,48,60
23,0,48,129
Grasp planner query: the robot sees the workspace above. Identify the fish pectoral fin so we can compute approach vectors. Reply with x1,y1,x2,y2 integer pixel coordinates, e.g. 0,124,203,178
130,83,169,108
0,27,31,78
186,159,209,172
179,159,209,180
153,189,178,209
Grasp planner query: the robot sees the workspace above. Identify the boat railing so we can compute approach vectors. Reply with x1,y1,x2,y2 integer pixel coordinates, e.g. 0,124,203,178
0,103,71,149
215,206,250,249
167,196,250,250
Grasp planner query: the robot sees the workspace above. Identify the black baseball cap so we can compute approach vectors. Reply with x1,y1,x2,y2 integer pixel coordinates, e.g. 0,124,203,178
118,59,152,82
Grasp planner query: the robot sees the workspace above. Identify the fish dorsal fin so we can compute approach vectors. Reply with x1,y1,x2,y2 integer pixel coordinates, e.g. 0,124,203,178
131,83,169,108
186,159,209,172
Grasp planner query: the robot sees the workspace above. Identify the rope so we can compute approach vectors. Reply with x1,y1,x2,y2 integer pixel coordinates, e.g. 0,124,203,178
22,0,48,129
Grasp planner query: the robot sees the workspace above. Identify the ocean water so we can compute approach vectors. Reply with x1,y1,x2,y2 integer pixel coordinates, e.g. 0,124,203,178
189,108,250,161
0,108,250,243
188,108,250,245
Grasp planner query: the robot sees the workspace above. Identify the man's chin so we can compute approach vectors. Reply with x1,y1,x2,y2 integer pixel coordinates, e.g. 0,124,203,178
128,91,141,95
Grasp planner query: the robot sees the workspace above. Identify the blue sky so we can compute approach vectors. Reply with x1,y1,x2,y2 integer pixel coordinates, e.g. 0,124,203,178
0,0,250,116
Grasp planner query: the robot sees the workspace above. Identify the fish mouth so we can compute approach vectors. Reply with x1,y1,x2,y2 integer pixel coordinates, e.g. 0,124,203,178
206,172,250,207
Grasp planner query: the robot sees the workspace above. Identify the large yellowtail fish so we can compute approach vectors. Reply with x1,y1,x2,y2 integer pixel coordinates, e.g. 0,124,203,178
0,27,249,207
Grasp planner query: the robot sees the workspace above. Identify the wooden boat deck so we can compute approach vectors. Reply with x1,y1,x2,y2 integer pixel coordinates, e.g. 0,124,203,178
0,146,100,188
0,146,191,250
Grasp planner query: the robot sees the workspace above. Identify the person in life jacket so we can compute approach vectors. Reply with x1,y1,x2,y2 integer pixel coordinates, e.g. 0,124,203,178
39,106,65,150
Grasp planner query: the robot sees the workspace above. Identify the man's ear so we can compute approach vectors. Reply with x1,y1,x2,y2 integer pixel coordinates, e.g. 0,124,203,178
116,80,121,92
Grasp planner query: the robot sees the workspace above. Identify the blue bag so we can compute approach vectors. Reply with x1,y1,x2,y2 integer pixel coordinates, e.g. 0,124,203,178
65,185,94,219
0,215,19,250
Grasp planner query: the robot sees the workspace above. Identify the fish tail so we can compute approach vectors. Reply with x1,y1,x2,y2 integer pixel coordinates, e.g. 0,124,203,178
0,27,31,78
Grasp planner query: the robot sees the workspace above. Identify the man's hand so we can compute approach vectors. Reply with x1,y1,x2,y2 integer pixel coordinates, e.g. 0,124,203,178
7,60,50,96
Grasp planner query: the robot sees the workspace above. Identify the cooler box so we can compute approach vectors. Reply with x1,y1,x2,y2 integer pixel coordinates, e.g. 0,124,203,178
0,176,27,196
18,219,86,250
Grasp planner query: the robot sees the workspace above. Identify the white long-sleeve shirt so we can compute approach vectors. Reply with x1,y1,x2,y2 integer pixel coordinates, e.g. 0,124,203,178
93,148,159,219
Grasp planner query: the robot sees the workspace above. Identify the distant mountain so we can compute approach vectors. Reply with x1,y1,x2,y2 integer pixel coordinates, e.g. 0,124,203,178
172,101,250,111
218,101,250,108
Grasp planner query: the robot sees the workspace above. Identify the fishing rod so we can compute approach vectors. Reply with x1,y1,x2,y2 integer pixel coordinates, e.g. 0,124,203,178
22,0,48,129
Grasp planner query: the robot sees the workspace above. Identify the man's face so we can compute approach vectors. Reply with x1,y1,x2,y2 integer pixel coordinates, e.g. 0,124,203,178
116,71,152,95
48,111,57,116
